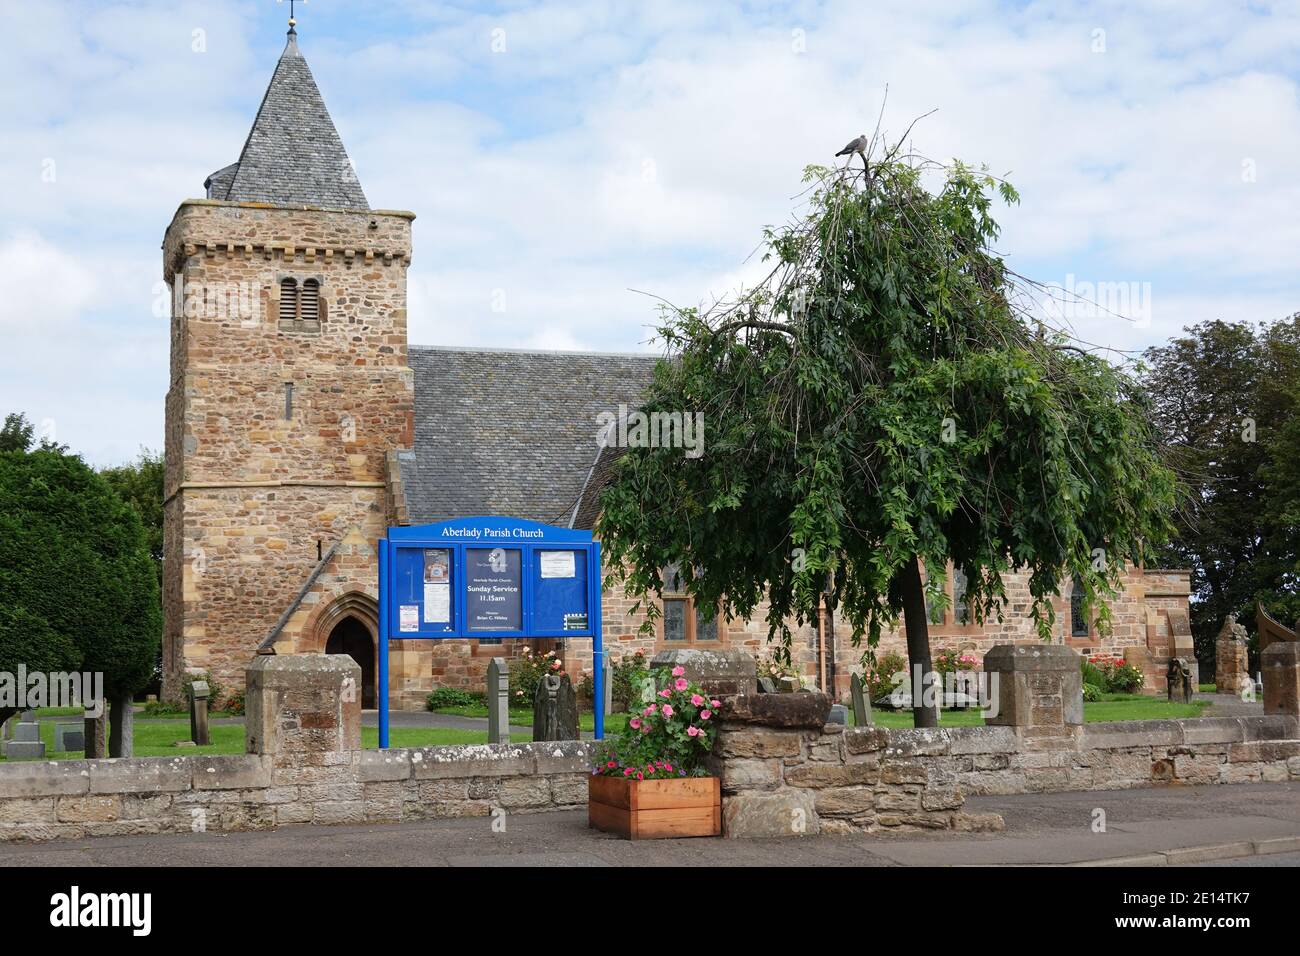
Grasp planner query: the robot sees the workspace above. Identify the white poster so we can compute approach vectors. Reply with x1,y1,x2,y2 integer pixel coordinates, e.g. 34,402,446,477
539,550,576,579
424,582,450,623
399,605,419,632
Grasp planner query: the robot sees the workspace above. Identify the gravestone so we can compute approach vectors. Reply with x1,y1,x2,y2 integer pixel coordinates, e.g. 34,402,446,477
108,693,134,758
55,723,85,753
602,659,613,715
1215,613,1251,695
1165,608,1199,687
757,676,778,694
84,708,107,758
648,647,757,696
826,703,847,725
532,673,579,742
777,676,800,694
3,710,45,759
486,658,510,744
189,680,211,746
1167,657,1193,704
849,673,873,727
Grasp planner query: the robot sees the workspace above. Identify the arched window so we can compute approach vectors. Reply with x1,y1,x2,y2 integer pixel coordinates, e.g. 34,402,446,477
301,278,320,322
279,278,299,322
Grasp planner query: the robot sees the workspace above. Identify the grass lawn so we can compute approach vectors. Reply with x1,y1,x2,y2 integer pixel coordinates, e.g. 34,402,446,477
431,704,629,735
2,692,1208,762
0,720,516,761
855,692,1208,728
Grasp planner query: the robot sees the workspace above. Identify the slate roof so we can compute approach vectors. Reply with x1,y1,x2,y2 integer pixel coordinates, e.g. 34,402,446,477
401,346,661,526
204,29,369,209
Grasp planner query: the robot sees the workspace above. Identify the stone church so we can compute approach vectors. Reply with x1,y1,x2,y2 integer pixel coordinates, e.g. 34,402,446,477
162,25,1192,709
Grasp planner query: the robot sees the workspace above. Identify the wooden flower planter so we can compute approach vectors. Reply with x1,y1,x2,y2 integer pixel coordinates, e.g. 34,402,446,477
588,775,721,840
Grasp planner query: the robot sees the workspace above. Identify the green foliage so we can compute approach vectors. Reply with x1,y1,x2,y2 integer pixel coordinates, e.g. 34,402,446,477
1082,682,1102,703
592,666,720,778
1080,657,1107,690
596,151,1178,676
1085,655,1144,693
863,651,909,702
610,649,650,711
425,687,484,710
99,449,164,588
0,432,161,714
1142,317,1300,673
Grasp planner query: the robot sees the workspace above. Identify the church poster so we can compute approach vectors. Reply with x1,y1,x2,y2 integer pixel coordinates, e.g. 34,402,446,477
465,547,522,631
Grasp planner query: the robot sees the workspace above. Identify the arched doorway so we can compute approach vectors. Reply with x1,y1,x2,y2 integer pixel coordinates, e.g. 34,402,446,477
326,616,376,709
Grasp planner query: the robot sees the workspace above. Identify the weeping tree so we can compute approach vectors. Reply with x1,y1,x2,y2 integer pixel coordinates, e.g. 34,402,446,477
596,139,1178,726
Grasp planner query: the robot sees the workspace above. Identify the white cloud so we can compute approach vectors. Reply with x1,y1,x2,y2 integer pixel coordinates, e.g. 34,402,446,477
4,0,1300,465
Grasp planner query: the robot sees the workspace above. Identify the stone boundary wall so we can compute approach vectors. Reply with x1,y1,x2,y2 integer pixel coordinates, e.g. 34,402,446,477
0,741,592,843
711,695,1300,838
2,715,1297,843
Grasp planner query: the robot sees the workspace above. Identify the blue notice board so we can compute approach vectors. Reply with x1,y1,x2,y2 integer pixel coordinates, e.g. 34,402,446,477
377,516,603,745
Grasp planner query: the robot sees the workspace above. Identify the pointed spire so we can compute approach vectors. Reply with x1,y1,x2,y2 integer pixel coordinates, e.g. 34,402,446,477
203,24,368,209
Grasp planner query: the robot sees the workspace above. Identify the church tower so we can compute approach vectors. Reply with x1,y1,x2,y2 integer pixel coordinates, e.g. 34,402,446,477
161,22,414,703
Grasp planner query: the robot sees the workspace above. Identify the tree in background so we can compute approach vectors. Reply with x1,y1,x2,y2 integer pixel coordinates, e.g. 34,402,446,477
1143,318,1300,672
0,414,161,738
596,143,1177,725
100,449,164,589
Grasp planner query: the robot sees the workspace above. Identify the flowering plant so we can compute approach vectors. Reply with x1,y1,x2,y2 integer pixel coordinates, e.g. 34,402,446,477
509,647,566,704
932,649,979,675
592,665,720,779
1088,655,1144,693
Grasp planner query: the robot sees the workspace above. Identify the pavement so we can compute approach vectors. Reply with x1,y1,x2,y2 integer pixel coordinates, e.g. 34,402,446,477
1,781,1296,867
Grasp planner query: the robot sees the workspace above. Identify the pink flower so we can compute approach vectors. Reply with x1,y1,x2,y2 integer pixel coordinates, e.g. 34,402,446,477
664,763,672,772
629,718,641,729
640,723,650,734
672,666,685,677
710,699,721,708
675,678,688,691
643,705,656,717
636,772,644,780
550,660,562,669
700,710,711,720
662,705,674,718
623,768,633,776
691,693,705,706
659,689,671,698
687,725,700,737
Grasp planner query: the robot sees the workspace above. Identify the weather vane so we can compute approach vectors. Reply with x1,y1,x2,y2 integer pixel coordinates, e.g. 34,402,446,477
278,0,306,31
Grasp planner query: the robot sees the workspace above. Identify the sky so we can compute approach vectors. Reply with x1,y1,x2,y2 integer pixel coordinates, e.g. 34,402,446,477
1,0,1298,467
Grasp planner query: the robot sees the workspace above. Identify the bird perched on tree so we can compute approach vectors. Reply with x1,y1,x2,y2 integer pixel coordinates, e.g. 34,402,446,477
835,134,869,159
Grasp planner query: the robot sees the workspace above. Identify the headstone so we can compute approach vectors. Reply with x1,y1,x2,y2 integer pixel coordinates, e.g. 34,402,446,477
108,693,134,758
849,673,873,727
601,659,613,716
532,673,579,741
245,654,362,755
826,703,847,725
2,710,45,760
777,676,800,694
1214,613,1251,695
648,647,757,696
55,723,85,753
84,709,107,759
1165,608,1199,686
1261,642,1300,716
189,680,211,746
1166,657,1193,704
486,657,510,744
757,676,777,694
983,644,1083,732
